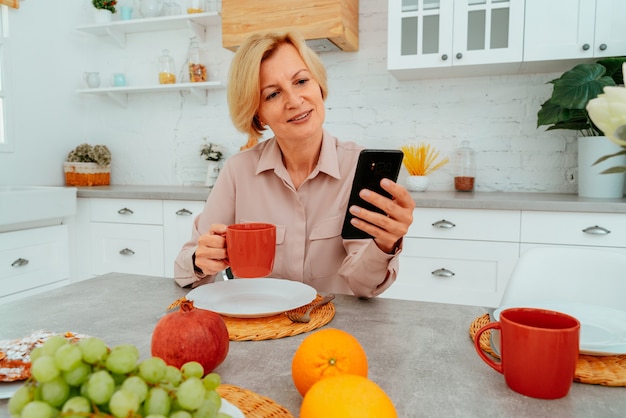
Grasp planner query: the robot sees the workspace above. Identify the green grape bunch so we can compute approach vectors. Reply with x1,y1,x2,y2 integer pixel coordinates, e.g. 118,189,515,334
8,335,232,418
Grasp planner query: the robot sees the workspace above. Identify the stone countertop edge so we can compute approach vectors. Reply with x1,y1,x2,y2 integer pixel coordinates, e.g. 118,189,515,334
74,186,626,213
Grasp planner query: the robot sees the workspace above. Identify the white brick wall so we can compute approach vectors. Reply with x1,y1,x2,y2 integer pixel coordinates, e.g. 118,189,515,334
0,0,596,194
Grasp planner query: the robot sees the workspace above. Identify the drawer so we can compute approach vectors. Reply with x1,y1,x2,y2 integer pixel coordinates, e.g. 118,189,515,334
90,198,163,225
408,208,521,242
382,237,519,307
0,225,70,298
91,223,164,276
521,211,626,247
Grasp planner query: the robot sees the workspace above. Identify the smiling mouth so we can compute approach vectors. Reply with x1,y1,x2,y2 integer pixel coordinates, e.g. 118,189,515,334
288,110,312,122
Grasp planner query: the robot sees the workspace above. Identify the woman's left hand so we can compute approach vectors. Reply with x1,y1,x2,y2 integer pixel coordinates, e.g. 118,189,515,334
348,178,416,253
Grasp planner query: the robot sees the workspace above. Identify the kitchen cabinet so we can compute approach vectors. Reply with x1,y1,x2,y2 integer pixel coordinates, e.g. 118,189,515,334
75,197,205,280
0,225,70,304
383,208,521,307
384,206,626,307
163,200,205,278
520,210,626,254
76,12,224,106
387,0,525,79
524,0,626,62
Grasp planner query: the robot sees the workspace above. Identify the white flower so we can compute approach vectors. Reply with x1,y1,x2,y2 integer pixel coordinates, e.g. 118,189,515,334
586,63,626,147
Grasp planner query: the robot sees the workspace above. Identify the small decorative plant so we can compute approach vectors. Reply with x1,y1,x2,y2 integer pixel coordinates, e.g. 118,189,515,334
200,142,224,162
537,56,626,136
401,143,449,176
67,143,112,167
92,0,117,13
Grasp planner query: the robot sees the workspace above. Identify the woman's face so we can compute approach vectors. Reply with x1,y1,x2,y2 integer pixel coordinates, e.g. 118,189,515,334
257,43,325,146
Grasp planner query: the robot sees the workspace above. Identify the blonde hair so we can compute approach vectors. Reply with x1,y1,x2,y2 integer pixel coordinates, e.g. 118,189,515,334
227,30,328,150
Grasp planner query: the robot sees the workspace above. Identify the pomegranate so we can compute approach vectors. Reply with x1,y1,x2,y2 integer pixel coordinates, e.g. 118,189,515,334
151,299,229,374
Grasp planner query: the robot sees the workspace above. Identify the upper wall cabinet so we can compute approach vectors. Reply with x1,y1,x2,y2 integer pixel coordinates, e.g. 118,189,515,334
388,0,524,79
524,0,626,62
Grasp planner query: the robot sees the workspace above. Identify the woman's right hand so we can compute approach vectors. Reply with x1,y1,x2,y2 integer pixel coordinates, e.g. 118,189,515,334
194,223,229,276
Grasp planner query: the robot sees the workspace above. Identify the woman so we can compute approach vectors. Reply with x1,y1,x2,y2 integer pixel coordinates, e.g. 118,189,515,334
174,30,415,297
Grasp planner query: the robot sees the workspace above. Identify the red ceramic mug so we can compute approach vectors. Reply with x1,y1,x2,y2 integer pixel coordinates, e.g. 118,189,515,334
226,223,276,278
474,307,580,399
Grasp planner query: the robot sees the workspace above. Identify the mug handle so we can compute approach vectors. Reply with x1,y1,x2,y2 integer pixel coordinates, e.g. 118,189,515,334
473,322,503,374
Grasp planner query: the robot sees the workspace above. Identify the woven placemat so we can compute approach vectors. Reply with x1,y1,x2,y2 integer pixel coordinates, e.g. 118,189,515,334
469,313,626,387
221,294,335,341
218,384,294,418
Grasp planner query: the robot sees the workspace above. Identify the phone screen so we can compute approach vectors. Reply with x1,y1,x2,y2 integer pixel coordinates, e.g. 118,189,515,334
341,149,404,239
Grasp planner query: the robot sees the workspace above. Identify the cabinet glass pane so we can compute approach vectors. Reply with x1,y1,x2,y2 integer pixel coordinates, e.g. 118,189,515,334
401,17,418,56
423,0,440,10
468,0,486,4
467,10,486,51
402,0,418,12
490,8,509,49
422,15,439,54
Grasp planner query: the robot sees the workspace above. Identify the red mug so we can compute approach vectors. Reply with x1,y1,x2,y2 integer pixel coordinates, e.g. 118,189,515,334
474,307,580,399
226,223,276,278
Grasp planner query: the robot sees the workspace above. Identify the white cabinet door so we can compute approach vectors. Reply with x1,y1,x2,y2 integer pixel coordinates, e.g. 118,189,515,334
524,0,626,62
0,225,70,303
163,200,206,278
90,223,164,277
388,0,524,76
384,237,519,307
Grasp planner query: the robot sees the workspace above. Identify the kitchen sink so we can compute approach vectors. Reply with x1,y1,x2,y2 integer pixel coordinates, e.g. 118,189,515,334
0,186,77,233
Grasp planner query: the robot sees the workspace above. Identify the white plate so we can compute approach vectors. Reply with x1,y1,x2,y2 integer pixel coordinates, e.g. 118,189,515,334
186,278,317,318
0,381,23,399
0,382,244,418
221,398,245,418
492,302,626,356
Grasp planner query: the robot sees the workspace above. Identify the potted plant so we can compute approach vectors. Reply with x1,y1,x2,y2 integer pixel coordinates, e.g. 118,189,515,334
92,0,117,23
64,143,112,186
200,141,225,187
537,56,626,198
401,143,449,192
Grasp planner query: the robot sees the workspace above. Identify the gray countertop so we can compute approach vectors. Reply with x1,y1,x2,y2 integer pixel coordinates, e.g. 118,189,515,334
74,186,626,213
1,273,624,417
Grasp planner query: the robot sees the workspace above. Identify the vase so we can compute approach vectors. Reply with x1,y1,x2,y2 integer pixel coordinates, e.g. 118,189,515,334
93,8,113,24
578,136,626,198
205,161,222,187
405,175,429,192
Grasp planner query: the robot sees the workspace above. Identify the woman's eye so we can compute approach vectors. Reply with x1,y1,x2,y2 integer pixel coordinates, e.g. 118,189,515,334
265,91,279,101
296,78,309,86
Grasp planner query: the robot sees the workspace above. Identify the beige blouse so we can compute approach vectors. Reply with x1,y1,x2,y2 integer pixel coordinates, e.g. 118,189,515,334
174,130,401,297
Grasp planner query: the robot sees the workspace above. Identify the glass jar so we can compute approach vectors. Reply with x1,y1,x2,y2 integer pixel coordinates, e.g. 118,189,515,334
187,40,207,82
186,0,205,13
453,140,476,191
158,49,176,84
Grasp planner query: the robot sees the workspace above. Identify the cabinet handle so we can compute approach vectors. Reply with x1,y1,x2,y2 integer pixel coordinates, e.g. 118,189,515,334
582,225,611,235
456,52,463,59
176,208,193,216
432,219,456,229
582,43,590,51
119,248,135,256
441,54,448,61
11,258,29,267
118,207,134,215
599,43,607,51
432,268,455,278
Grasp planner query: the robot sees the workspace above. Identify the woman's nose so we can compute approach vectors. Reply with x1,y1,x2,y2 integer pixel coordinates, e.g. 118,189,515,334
285,88,303,108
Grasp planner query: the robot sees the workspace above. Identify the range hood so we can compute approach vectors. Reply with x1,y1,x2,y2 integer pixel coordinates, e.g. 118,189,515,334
221,0,359,52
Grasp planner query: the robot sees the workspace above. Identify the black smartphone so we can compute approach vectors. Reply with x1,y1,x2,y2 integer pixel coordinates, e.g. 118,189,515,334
341,149,404,239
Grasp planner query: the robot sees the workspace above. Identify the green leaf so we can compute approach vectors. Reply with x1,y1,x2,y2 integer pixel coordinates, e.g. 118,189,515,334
550,64,615,109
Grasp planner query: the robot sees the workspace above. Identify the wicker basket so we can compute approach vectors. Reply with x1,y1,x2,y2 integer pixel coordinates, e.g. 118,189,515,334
64,162,110,186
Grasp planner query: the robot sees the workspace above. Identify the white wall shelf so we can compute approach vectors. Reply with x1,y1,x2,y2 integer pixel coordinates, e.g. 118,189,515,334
76,12,220,48
76,81,223,107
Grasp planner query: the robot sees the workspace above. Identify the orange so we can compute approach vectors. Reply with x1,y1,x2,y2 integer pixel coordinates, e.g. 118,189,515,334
291,328,368,396
300,374,397,418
